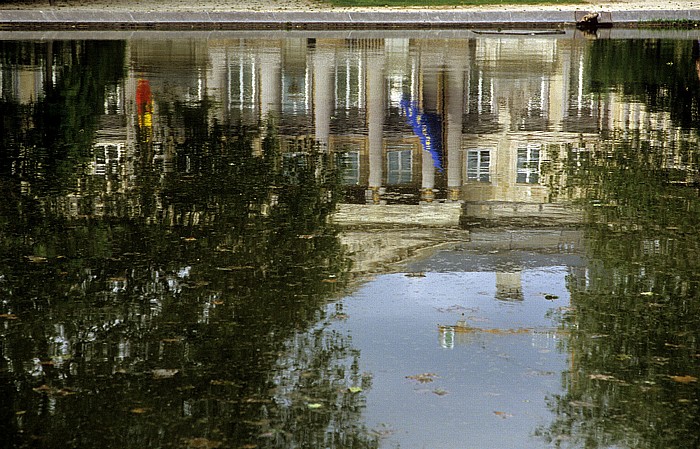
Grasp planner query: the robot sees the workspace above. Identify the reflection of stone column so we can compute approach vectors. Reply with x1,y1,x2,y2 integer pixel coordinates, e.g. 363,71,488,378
313,46,334,152
367,52,385,204
420,70,439,202
446,61,464,202
495,271,524,301
421,150,435,202
260,48,281,123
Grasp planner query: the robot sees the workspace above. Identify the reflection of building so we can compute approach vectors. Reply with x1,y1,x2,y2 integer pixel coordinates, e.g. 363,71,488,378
4,37,699,223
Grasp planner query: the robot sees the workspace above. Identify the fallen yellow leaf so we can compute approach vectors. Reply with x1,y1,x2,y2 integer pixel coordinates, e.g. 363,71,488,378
670,375,698,384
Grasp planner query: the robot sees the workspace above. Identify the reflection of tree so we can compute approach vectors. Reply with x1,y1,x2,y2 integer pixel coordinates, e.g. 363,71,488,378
0,41,126,194
588,39,700,129
0,94,374,447
540,138,700,449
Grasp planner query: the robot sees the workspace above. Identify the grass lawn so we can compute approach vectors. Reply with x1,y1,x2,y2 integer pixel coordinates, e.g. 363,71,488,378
328,0,584,6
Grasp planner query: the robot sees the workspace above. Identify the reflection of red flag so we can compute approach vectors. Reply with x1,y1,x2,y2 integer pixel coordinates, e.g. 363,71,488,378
136,79,153,135
136,79,152,117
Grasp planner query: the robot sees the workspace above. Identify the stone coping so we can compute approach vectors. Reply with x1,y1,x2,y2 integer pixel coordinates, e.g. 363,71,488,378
2,9,700,29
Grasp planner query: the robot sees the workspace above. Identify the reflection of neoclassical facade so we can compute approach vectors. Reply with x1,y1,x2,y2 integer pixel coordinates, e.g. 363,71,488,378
175,37,697,212
3,37,699,220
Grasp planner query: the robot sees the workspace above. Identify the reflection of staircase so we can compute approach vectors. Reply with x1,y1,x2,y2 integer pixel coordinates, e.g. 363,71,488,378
338,228,469,274
332,203,467,274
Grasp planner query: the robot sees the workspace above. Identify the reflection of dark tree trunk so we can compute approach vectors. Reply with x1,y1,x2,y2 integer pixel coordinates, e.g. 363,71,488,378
44,41,53,89
0,372,17,445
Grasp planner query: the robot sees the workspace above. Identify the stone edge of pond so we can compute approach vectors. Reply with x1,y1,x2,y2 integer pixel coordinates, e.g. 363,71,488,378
1,9,700,30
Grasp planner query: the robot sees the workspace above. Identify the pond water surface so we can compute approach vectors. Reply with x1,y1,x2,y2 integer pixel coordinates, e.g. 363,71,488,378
1,30,700,449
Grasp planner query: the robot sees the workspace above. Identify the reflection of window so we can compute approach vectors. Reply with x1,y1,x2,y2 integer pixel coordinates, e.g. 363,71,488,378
517,144,541,184
466,149,491,183
387,149,412,185
339,151,360,185
229,56,256,110
282,72,308,114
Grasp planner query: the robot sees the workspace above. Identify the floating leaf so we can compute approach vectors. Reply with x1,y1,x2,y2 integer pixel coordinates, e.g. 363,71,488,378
569,400,595,408
32,385,76,396
152,369,179,379
216,266,253,271
307,403,323,409
32,384,52,393
210,379,237,386
0,314,18,320
348,386,363,394
130,407,150,414
670,375,698,384
432,389,449,396
544,294,559,300
184,438,222,448
25,255,47,263
589,374,617,381
406,373,438,383
640,291,654,296
493,411,513,418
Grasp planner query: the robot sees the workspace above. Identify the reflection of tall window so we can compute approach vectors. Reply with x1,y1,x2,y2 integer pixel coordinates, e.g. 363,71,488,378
464,69,499,134
339,151,360,185
334,55,362,110
517,144,541,184
282,71,308,114
466,149,491,183
229,55,256,111
387,149,412,185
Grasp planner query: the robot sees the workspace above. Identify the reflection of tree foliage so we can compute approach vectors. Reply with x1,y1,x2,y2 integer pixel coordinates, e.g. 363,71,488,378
540,138,700,449
588,39,700,129
0,91,374,448
0,40,126,194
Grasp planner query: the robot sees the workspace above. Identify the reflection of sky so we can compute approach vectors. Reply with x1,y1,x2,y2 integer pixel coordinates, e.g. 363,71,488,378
330,267,570,448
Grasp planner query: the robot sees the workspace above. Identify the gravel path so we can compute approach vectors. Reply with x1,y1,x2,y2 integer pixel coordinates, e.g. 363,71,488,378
1,0,699,12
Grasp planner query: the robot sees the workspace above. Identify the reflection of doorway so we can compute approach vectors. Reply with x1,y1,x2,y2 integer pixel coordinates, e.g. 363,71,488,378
387,148,413,185
339,151,361,185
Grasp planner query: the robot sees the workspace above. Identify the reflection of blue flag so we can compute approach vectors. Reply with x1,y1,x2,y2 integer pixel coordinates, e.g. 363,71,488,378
401,97,443,172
